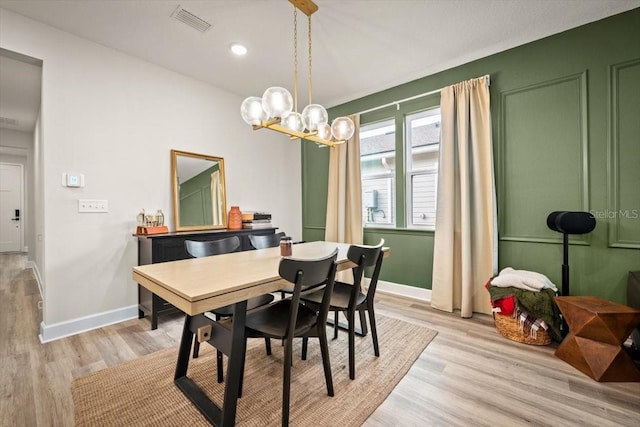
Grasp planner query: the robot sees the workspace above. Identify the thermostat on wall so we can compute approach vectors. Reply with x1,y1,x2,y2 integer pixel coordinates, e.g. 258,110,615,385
62,173,85,187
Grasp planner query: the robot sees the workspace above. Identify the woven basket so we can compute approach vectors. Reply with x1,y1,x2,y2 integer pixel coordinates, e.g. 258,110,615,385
493,313,551,346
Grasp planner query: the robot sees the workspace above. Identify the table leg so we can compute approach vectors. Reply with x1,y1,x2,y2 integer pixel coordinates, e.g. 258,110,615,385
174,300,248,426
175,314,194,379
326,310,368,337
222,300,247,426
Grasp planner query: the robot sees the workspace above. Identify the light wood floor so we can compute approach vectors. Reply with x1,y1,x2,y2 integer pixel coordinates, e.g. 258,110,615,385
1,252,639,426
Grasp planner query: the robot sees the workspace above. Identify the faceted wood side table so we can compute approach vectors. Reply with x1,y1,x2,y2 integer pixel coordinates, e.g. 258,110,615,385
555,296,640,382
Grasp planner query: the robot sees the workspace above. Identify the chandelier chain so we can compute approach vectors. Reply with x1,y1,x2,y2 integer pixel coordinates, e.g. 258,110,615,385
308,14,312,105
293,7,298,113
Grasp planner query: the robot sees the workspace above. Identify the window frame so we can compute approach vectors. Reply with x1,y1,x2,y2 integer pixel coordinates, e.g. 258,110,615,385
359,116,397,228
359,96,441,231
405,107,441,230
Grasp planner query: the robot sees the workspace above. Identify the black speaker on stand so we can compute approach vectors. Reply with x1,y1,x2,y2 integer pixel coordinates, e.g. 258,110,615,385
546,211,597,297
547,211,596,337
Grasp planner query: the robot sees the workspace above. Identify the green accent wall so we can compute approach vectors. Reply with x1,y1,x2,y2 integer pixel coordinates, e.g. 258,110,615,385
301,9,640,303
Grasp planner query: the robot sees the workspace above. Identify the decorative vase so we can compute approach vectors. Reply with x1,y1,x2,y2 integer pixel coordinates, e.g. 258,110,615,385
156,209,164,226
228,206,242,230
136,209,145,227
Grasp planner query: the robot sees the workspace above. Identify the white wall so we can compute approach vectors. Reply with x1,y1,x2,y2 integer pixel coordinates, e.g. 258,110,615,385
0,9,302,336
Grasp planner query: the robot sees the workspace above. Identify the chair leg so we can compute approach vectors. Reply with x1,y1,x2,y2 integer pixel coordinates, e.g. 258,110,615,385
301,337,308,360
215,313,224,382
333,310,339,340
217,350,224,383
347,310,356,380
192,336,200,358
282,336,293,427
317,325,334,396
264,337,272,355
359,309,369,336
367,305,380,357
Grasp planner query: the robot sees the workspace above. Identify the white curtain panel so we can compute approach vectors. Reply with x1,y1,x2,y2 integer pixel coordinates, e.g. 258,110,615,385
431,76,497,317
325,114,363,245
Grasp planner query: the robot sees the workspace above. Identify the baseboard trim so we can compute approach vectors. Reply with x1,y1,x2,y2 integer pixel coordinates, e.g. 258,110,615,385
39,305,139,343
26,260,44,298
374,279,432,303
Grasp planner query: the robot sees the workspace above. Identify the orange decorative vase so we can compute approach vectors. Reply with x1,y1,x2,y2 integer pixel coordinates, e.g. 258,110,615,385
228,206,242,230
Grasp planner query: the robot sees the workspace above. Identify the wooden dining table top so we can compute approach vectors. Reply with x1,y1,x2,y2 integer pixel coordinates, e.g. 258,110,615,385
132,241,388,316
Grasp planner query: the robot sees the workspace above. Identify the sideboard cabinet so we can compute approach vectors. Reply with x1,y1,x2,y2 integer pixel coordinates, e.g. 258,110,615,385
136,227,277,329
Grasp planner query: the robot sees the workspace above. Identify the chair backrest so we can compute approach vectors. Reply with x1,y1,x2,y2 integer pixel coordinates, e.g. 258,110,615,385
279,248,338,336
249,232,286,249
346,239,385,308
184,236,241,258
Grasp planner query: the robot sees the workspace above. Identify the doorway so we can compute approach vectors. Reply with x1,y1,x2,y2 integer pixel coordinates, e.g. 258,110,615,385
0,48,42,258
0,163,24,252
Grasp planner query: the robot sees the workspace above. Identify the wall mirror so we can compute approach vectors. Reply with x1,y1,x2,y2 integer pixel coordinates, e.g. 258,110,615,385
171,149,227,231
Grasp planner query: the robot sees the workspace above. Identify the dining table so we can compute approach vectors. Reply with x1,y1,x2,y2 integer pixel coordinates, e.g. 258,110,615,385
131,240,388,426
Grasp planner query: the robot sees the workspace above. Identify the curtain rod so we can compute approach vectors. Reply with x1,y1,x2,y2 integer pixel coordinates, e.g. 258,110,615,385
354,74,490,116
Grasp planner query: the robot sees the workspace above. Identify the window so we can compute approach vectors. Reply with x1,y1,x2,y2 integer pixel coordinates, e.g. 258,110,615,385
359,107,441,230
360,119,395,226
406,109,441,229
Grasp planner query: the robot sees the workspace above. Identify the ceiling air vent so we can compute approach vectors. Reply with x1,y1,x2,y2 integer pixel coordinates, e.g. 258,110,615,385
0,117,19,127
171,5,212,33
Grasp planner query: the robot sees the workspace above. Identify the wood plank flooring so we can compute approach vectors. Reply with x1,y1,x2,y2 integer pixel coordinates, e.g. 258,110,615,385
1,253,638,426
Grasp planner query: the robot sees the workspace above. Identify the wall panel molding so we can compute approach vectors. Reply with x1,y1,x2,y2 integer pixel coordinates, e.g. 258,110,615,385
301,143,330,230
608,58,640,249
498,71,590,244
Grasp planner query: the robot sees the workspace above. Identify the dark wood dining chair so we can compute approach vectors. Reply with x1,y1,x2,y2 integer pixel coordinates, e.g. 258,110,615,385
300,239,385,380
184,236,274,383
248,232,286,249
228,248,338,426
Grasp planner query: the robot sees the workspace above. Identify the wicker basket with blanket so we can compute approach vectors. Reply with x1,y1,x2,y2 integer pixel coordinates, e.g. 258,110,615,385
486,268,562,345
493,310,551,345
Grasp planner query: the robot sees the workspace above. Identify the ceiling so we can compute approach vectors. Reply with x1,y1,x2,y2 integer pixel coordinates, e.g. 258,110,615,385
0,0,638,133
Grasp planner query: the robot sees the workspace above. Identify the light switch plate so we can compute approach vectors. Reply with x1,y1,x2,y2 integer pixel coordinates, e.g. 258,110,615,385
78,199,109,213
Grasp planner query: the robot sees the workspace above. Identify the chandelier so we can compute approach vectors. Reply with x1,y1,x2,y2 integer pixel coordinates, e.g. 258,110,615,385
240,0,355,147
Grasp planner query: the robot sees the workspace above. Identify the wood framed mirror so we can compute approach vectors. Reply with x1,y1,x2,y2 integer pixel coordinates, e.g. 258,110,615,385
171,149,227,231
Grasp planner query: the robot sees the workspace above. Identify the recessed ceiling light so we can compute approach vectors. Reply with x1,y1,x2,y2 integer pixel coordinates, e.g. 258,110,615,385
229,43,248,56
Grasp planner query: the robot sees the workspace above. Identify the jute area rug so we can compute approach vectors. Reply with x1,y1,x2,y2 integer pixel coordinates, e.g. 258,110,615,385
72,315,437,426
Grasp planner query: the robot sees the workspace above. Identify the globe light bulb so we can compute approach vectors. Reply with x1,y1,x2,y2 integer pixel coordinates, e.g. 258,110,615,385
240,96,267,125
316,123,332,140
331,117,355,141
281,112,305,132
301,104,328,131
261,87,293,119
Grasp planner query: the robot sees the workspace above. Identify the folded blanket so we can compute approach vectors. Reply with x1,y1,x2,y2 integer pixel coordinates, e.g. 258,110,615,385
491,267,558,293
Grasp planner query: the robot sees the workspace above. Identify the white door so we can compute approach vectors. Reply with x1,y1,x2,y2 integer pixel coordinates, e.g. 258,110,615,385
0,163,23,252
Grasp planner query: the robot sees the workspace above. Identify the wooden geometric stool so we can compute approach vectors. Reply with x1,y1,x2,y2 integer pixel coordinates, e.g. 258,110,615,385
555,296,640,382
